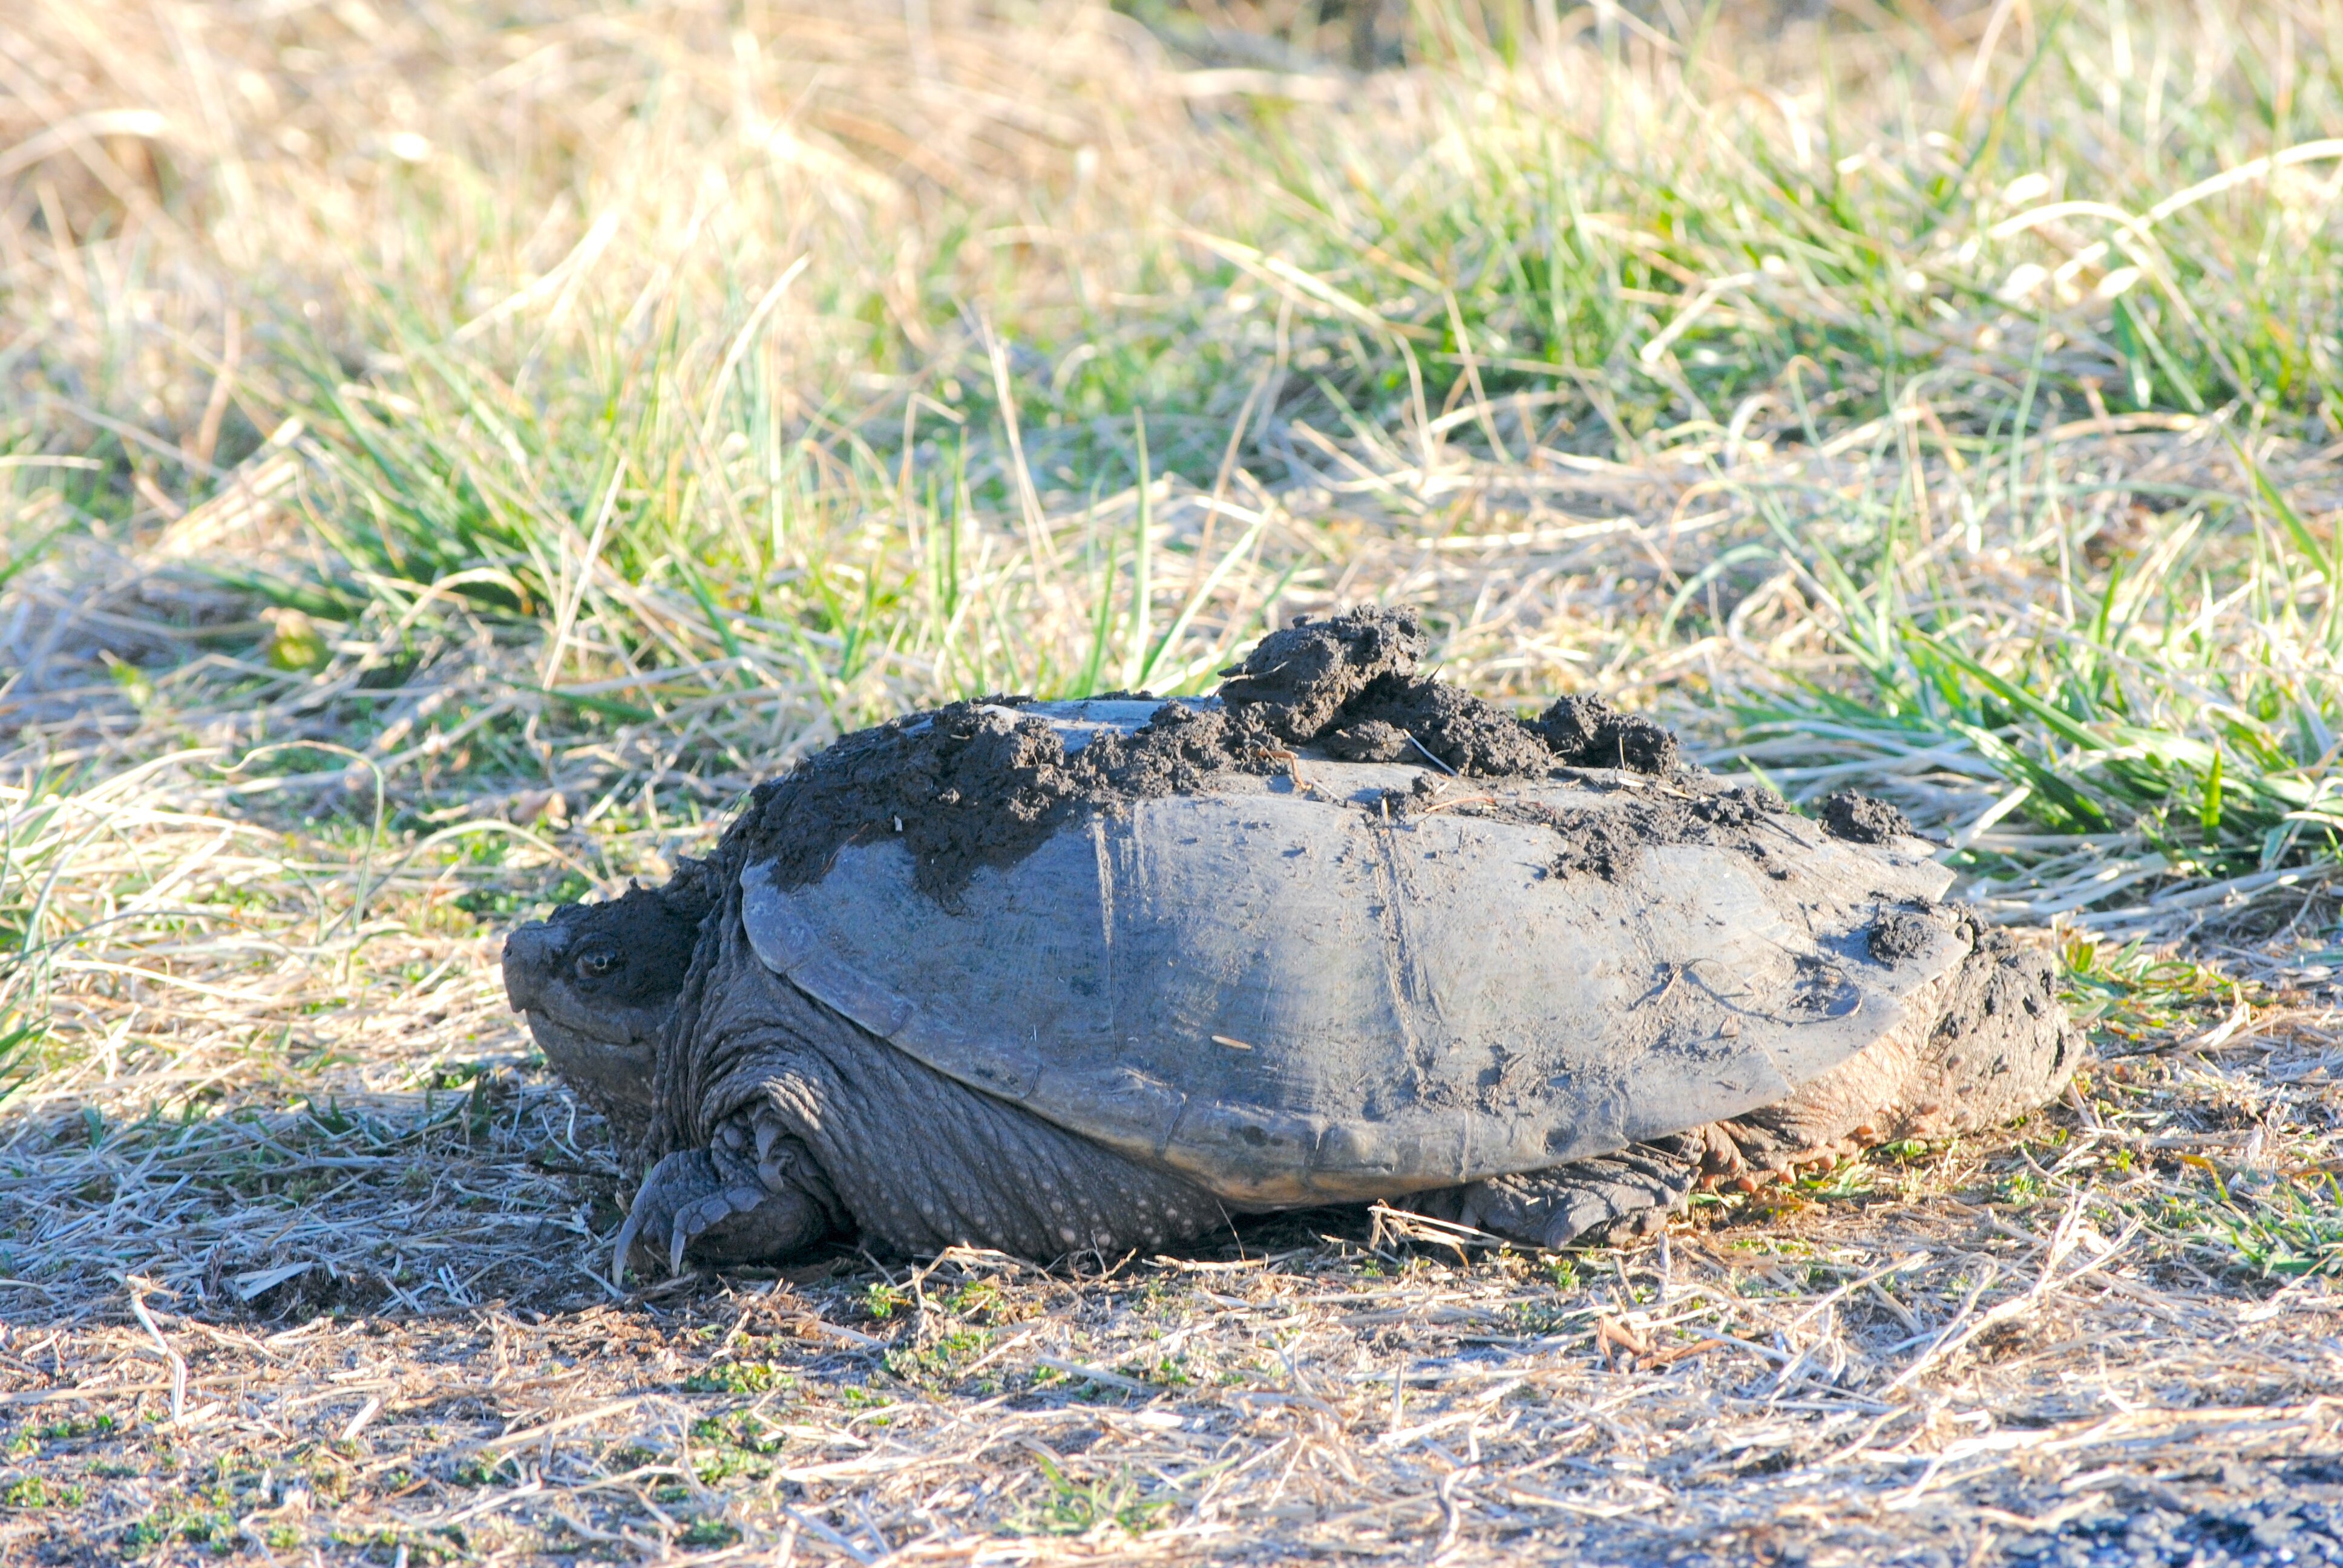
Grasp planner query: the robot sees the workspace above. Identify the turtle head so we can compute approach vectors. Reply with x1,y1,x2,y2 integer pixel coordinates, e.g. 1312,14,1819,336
503,883,706,1142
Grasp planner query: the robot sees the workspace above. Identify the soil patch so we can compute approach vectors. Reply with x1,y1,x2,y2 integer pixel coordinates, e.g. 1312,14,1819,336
713,606,1699,905
735,696,1283,902
1545,810,1648,881
1821,790,1915,844
1532,693,1683,774
1413,784,1794,884
1866,908,1937,965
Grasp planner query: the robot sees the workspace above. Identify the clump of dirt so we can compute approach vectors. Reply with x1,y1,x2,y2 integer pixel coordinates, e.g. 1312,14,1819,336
1322,718,1414,763
1225,606,1675,779
737,697,1285,900
660,605,1699,903
1545,811,1648,881
1690,786,1790,829
1486,785,1793,883
1820,791,1915,844
1323,675,1554,776
1866,908,1938,965
1531,694,1681,775
1218,605,1428,742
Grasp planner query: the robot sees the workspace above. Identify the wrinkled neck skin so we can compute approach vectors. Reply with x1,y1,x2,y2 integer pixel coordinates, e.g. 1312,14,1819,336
525,1011,664,1157
649,883,750,1163
650,875,845,1161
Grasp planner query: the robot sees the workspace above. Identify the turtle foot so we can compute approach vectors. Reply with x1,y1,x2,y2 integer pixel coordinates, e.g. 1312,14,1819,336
1409,1145,1697,1250
1684,1120,1862,1194
614,1123,841,1279
614,1146,768,1279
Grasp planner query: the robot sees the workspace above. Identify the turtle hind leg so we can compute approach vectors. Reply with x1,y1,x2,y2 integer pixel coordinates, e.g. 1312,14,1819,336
1694,917,2083,1194
1405,1140,1699,1250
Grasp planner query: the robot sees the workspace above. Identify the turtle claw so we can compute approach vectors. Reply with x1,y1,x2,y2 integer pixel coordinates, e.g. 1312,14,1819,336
615,1151,694,1281
615,1132,841,1281
669,1184,770,1276
615,1148,747,1282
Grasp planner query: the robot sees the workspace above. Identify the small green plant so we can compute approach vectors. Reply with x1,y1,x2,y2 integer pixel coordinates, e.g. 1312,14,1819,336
681,1361,792,1396
3,1475,82,1508
1997,1171,2047,1207
1123,1354,1192,1389
120,1505,235,1554
1012,1453,1171,1538
678,1518,741,1548
1799,1160,1878,1200
451,1455,519,1488
691,1443,766,1486
690,1414,784,1457
2062,938,2250,1046
942,1281,1004,1319
884,1327,989,1385
2182,1172,2343,1280
1509,1300,1582,1336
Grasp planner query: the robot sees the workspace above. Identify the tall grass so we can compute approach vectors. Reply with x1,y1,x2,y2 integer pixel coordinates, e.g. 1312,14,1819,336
1721,416,2343,932
4,0,2343,958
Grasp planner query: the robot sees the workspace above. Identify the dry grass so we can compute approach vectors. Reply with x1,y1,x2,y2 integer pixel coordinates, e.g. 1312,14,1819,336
2,1008,2338,1564
7,0,2343,1561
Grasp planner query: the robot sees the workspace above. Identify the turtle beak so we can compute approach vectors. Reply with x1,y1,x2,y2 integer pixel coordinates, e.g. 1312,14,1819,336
501,920,568,1013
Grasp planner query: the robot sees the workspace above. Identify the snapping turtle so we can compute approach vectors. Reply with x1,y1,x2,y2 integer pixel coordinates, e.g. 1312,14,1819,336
504,609,2078,1276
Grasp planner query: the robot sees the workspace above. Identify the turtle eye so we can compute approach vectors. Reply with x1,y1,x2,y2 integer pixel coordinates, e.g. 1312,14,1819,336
574,948,620,981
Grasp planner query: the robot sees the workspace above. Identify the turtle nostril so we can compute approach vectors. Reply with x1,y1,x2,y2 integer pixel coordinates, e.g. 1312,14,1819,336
500,923,566,1011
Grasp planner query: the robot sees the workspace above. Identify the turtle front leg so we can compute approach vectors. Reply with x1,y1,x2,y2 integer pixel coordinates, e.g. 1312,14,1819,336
680,954,1240,1263
615,1113,844,1279
1406,1140,1700,1249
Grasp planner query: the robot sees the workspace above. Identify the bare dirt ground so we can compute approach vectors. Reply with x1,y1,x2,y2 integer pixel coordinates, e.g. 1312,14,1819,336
3,999,2339,1566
